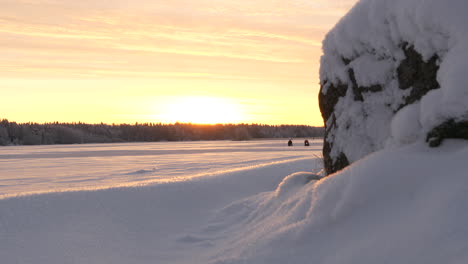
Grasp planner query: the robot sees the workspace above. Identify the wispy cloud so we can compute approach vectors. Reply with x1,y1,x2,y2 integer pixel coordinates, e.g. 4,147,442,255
1,0,356,79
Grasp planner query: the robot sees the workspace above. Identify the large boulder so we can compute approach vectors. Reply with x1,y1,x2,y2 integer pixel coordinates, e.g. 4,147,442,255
319,0,468,175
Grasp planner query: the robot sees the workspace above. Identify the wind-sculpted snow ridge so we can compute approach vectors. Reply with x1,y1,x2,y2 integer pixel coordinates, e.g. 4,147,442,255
0,157,312,199
319,0,468,174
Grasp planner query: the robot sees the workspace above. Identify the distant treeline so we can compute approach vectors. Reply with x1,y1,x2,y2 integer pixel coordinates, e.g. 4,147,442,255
0,119,324,146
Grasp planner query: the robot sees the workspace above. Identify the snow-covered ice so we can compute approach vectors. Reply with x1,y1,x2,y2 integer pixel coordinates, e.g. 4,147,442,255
2,138,468,264
0,139,320,198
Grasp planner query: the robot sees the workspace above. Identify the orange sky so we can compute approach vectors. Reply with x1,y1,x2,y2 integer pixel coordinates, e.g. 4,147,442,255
1,0,357,126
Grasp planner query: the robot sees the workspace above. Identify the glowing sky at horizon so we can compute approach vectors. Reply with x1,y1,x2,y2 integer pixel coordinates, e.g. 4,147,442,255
1,0,358,125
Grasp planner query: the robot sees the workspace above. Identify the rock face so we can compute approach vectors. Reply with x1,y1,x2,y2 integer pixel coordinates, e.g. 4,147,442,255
319,0,468,175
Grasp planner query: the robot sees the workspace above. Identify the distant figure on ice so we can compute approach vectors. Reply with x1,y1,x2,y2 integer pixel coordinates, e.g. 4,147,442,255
304,139,310,146
288,139,293,146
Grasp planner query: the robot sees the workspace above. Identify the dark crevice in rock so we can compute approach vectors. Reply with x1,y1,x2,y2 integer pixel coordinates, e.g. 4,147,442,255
348,68,363,101
333,152,350,175
362,84,384,93
325,114,337,133
426,120,468,147
319,81,347,121
397,43,440,107
348,68,383,102
323,140,350,175
342,57,352,66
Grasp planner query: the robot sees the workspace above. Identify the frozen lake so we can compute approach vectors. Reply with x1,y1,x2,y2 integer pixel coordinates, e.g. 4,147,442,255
0,139,322,198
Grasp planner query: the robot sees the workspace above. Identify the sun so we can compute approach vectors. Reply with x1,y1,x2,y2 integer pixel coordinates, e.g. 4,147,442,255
159,96,246,124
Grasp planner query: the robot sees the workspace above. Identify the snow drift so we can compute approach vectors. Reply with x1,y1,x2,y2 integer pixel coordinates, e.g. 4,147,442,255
203,140,468,264
319,0,468,174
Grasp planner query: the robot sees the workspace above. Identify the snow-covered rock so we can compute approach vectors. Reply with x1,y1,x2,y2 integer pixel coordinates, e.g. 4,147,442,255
319,0,468,175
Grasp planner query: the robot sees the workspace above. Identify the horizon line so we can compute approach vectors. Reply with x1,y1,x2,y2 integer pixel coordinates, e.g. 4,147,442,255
0,119,324,127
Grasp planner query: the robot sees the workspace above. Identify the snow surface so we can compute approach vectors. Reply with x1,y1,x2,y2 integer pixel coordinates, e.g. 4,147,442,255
2,139,468,263
320,0,468,163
